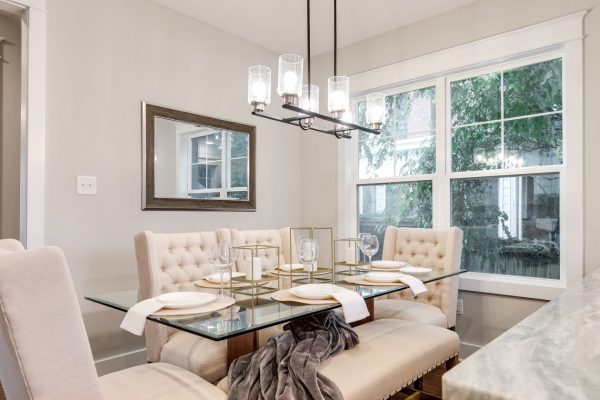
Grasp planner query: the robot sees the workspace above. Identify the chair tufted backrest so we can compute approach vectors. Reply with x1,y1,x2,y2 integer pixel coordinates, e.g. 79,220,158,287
229,228,293,271
381,226,463,328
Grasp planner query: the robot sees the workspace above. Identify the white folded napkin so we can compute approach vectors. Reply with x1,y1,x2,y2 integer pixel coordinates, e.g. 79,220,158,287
396,274,428,297
119,298,164,336
331,288,370,324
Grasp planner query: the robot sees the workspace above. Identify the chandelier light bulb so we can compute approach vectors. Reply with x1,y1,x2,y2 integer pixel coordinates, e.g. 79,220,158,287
366,92,386,130
283,71,299,92
328,76,350,117
247,65,271,112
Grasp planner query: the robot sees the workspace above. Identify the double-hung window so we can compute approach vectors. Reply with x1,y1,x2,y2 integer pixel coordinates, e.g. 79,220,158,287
185,130,249,200
344,13,584,299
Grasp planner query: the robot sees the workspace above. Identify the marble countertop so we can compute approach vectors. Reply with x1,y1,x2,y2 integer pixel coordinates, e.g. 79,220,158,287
443,269,600,400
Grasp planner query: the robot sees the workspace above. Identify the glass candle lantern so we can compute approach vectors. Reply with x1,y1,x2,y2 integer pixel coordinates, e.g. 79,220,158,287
327,76,350,117
247,65,271,112
366,92,386,130
277,54,304,104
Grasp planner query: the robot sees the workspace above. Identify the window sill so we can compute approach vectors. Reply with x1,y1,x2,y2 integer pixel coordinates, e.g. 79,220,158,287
459,272,567,300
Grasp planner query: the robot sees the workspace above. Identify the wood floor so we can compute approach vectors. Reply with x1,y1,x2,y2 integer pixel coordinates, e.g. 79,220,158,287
0,365,447,399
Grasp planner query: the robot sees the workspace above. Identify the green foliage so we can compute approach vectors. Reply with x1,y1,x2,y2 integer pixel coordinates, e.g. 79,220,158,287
503,59,562,118
451,73,501,126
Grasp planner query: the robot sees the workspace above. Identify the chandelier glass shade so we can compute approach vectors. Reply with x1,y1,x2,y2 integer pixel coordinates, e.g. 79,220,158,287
247,65,272,111
277,54,304,102
366,92,386,130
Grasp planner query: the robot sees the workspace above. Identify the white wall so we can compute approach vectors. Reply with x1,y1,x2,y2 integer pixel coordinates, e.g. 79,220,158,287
304,0,600,352
45,0,302,361
0,10,21,239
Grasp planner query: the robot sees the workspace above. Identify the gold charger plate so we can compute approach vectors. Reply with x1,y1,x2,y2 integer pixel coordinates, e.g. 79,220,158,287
270,267,332,276
194,279,271,289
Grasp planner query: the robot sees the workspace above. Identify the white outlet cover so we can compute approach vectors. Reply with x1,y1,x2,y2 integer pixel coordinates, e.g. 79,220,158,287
77,176,97,195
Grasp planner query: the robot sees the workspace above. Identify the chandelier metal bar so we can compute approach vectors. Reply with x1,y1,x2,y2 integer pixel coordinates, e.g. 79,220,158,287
307,0,311,97
252,111,351,138
282,103,380,134
334,0,337,76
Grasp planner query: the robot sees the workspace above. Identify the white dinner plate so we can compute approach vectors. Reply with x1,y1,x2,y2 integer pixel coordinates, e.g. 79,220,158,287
290,284,343,300
155,292,217,309
363,272,402,283
371,260,408,269
398,266,432,275
205,272,246,284
278,264,305,272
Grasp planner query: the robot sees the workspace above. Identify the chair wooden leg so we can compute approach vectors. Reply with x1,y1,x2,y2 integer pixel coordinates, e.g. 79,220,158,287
446,355,459,370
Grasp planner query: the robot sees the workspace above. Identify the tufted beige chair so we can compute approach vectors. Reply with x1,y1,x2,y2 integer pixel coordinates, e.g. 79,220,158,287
134,229,290,383
0,246,226,400
228,227,295,271
0,238,25,255
134,230,230,383
375,226,463,329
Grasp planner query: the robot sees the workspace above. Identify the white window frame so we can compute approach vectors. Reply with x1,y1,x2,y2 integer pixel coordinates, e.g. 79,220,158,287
339,12,585,300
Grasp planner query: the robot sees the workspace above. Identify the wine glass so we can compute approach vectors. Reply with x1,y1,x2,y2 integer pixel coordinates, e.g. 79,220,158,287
209,243,235,300
296,236,319,280
359,234,379,271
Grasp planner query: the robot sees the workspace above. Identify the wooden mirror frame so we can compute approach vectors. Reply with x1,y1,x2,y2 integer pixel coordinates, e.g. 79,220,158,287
142,103,256,211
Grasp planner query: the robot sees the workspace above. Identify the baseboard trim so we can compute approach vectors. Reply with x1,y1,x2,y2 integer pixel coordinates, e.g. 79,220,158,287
94,348,147,376
459,341,481,359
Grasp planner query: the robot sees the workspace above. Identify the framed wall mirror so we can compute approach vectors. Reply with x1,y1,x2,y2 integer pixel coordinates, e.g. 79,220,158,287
143,103,256,211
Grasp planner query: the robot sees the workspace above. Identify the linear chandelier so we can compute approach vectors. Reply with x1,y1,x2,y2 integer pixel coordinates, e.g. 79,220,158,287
246,0,385,139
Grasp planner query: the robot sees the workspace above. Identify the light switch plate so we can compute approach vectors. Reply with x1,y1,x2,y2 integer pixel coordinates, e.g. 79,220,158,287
76,176,97,195
456,298,464,315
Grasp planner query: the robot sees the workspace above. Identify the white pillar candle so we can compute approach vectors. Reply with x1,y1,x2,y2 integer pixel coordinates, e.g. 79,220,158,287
245,257,262,281
344,247,357,264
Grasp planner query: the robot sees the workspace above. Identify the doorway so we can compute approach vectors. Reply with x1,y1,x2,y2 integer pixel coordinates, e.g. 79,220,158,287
0,4,22,240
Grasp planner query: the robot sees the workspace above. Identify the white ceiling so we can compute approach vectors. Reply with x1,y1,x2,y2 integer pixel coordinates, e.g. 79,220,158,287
153,0,479,56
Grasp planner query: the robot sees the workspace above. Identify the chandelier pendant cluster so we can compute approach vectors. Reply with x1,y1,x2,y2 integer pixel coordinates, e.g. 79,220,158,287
247,0,386,139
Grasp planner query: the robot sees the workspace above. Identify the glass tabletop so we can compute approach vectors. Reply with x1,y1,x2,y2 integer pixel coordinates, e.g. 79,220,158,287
85,269,466,341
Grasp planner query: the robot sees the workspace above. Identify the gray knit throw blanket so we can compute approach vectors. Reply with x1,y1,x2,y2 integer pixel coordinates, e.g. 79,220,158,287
227,310,360,400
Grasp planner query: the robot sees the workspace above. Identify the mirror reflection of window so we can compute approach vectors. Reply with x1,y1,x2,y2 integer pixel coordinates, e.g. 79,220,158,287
154,117,249,201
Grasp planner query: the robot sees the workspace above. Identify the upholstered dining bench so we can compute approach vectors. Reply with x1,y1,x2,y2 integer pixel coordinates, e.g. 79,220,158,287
219,318,460,400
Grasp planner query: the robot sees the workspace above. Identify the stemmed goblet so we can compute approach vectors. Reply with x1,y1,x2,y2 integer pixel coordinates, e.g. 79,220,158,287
359,234,379,272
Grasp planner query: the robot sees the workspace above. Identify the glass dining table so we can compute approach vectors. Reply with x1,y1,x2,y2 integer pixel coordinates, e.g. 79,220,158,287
86,269,466,365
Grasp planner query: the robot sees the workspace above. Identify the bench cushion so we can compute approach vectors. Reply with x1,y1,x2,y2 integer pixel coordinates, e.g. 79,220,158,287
319,319,458,400
99,363,227,400
219,319,459,400
375,299,448,328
